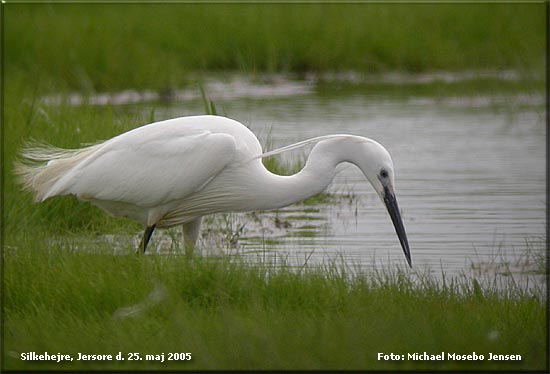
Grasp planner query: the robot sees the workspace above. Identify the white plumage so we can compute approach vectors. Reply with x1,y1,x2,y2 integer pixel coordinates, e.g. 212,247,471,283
16,115,411,265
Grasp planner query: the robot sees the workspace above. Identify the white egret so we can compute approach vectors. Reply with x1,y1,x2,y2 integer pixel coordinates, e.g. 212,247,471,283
15,115,411,266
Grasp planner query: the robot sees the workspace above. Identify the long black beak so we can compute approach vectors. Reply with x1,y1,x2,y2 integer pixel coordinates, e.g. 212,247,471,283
383,186,412,267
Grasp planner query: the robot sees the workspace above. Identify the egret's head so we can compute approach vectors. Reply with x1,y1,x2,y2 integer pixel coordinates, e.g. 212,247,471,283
354,138,412,267
354,139,395,195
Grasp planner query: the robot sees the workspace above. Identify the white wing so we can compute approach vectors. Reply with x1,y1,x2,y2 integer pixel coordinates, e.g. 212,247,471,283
44,127,237,207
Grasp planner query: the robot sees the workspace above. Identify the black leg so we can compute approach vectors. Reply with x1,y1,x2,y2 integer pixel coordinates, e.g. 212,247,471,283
137,224,156,253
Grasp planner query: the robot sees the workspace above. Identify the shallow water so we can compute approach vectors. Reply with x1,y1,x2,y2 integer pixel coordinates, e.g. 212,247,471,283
49,73,547,289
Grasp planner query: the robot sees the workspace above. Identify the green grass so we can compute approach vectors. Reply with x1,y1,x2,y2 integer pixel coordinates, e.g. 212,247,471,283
3,239,546,371
5,3,545,92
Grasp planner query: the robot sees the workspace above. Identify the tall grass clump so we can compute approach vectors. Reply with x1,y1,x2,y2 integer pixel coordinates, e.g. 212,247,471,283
3,240,546,371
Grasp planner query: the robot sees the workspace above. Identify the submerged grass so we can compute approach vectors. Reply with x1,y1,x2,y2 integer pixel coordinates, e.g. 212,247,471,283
3,238,546,371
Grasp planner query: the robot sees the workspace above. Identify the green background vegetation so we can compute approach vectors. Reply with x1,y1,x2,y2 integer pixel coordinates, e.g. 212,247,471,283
5,3,545,92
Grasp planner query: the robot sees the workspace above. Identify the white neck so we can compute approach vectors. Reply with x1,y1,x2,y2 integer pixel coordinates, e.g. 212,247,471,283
244,136,364,211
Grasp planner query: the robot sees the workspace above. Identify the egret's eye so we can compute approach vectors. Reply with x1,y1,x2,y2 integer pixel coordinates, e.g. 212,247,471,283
380,169,388,178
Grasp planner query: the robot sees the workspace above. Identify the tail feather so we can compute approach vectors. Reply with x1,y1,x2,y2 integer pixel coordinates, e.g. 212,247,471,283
14,141,101,202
